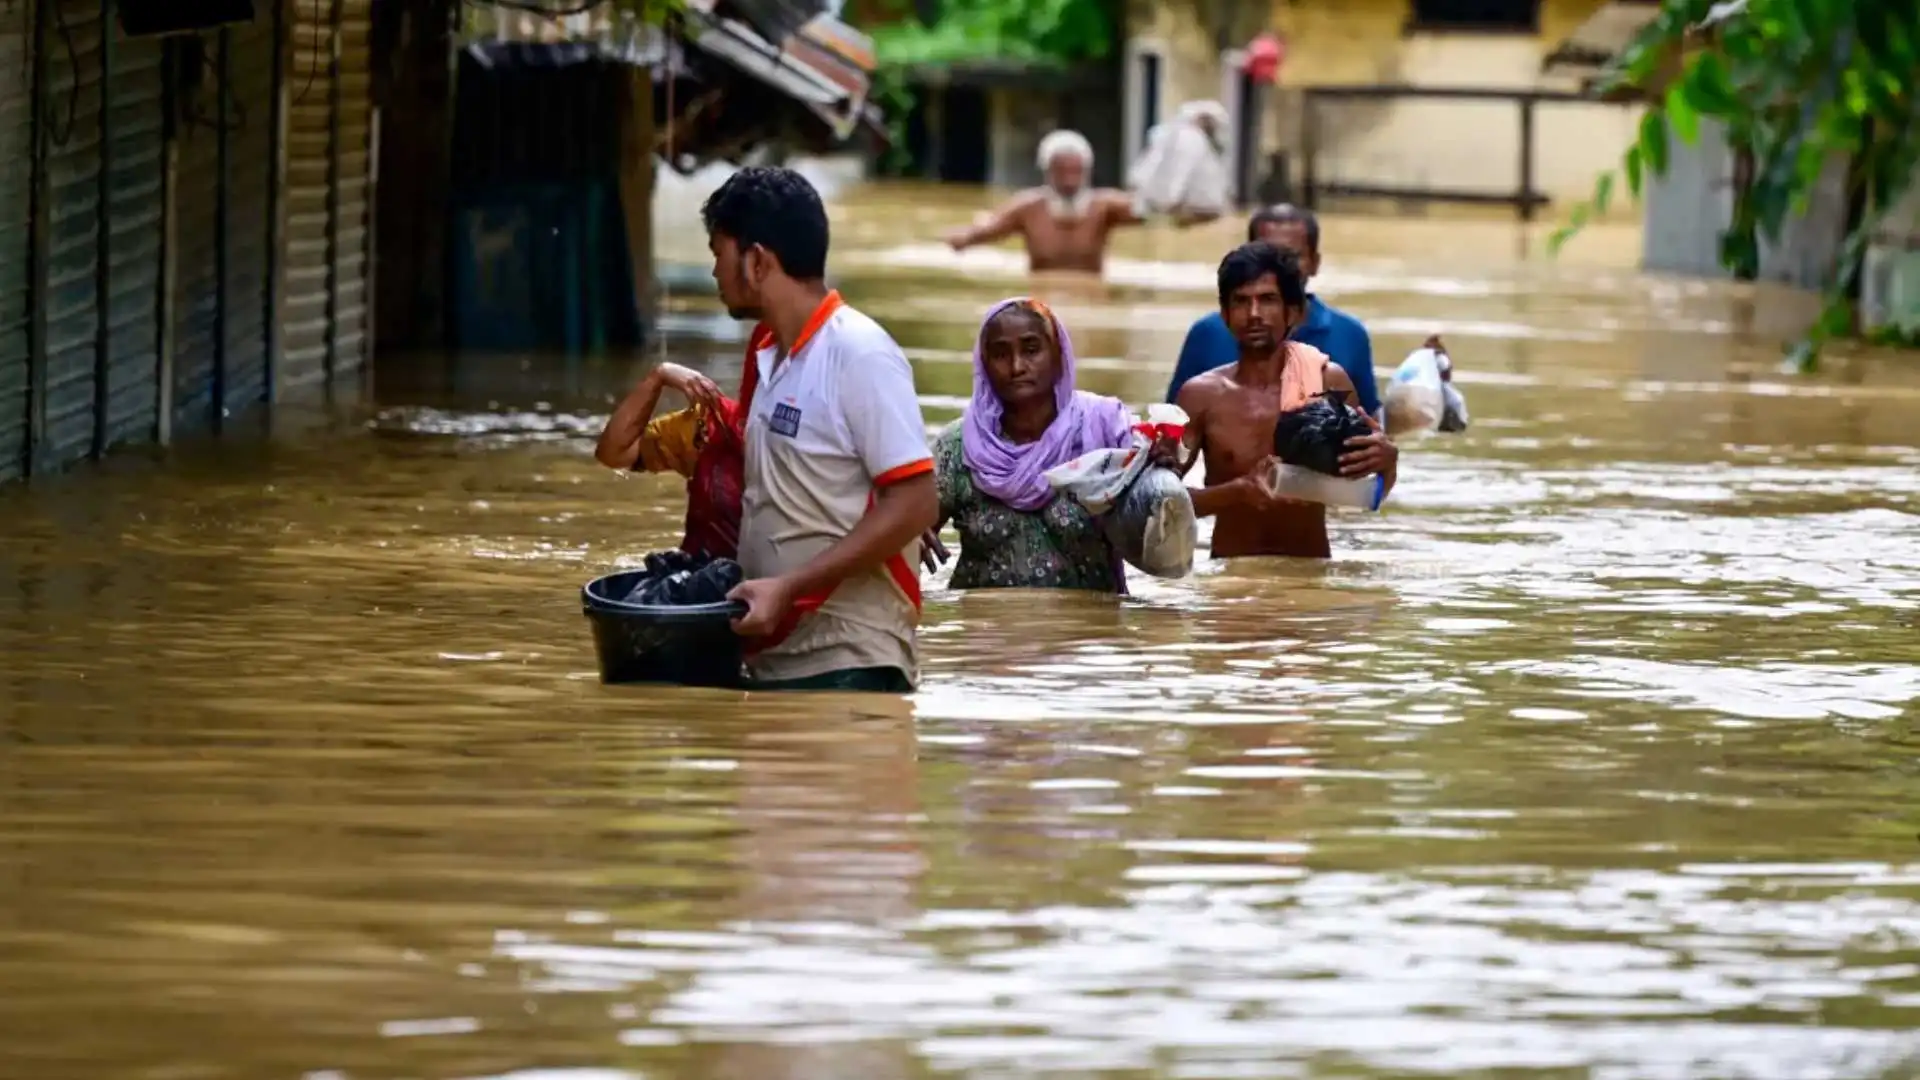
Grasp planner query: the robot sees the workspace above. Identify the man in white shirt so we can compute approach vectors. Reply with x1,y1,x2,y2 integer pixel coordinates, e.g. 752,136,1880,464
705,166,938,693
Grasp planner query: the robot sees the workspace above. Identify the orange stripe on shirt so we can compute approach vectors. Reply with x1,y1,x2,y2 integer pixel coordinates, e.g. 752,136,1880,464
790,290,844,356
885,552,922,610
874,457,934,486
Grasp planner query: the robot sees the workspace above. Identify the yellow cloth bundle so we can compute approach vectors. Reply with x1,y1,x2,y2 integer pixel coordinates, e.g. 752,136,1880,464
632,405,707,478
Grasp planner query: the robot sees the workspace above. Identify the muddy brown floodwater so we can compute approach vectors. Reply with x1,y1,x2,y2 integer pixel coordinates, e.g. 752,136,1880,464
5,181,1920,1080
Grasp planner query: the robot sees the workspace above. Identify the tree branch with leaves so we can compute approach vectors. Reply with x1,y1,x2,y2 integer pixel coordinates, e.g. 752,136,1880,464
1549,0,1920,371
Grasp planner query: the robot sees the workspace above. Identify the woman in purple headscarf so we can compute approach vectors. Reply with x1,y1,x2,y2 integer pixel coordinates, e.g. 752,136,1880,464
928,297,1149,592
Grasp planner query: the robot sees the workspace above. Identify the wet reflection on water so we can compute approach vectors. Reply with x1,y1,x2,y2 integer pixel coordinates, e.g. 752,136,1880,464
3,185,1920,1079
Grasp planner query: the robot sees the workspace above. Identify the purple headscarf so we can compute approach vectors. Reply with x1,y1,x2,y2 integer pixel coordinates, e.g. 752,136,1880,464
961,297,1134,511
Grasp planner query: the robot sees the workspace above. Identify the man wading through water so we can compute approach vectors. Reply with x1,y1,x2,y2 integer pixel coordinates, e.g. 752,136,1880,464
944,129,1218,275
704,167,938,693
1178,242,1399,559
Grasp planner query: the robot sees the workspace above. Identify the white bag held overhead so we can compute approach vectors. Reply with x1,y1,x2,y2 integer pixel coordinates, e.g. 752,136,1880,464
1126,101,1231,220
1043,404,1198,579
1384,346,1470,435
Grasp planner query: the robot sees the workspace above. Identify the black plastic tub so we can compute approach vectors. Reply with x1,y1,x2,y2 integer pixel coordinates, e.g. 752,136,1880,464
582,570,748,688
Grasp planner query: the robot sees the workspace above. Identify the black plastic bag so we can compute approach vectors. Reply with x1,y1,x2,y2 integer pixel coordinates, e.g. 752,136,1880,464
1272,390,1373,476
624,550,745,606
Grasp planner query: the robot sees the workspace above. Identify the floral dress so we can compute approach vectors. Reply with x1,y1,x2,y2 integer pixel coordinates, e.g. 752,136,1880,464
933,422,1123,592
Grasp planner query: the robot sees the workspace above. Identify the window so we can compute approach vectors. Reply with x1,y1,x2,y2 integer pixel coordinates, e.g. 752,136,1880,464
1407,0,1540,33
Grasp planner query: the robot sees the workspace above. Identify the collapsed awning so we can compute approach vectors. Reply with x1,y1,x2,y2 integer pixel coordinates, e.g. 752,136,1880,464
678,4,877,144
457,0,882,166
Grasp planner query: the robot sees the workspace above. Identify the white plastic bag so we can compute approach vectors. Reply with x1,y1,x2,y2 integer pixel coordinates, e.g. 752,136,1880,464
1043,404,1197,579
1260,461,1387,511
1439,381,1470,433
1385,346,1470,436
1384,347,1445,434
1126,102,1231,220
1125,125,1167,191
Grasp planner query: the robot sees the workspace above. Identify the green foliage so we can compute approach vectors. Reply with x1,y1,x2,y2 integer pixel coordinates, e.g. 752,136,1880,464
865,0,1114,173
1547,0,1920,372
869,0,1114,69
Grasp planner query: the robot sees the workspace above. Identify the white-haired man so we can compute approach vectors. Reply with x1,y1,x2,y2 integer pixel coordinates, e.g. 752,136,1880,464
945,128,1217,274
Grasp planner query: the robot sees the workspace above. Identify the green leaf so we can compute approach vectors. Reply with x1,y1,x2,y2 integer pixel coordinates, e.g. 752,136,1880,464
1546,223,1579,255
1666,79,1701,146
1639,110,1671,177
1625,144,1645,199
1593,170,1615,215
1683,51,1742,115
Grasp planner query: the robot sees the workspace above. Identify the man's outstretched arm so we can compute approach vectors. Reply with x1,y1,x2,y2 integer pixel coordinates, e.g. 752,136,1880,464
946,193,1035,251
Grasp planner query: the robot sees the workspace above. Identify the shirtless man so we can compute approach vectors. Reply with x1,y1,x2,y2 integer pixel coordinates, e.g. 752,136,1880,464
1178,241,1400,559
944,129,1216,274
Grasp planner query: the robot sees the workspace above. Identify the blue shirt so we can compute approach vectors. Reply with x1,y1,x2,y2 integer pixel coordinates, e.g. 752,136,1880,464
1164,296,1380,417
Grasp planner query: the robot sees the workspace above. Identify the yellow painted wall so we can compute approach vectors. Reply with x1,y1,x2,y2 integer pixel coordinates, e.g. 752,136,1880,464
1132,0,1644,211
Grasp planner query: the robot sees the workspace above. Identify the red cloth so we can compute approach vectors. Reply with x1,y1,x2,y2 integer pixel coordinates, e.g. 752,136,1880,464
680,396,746,559
676,326,771,559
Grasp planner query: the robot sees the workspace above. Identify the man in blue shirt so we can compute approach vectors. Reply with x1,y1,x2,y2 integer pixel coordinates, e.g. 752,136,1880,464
1165,205,1381,417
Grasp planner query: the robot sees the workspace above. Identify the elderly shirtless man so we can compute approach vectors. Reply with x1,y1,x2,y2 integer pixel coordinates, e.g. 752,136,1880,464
945,129,1217,274
1179,241,1400,559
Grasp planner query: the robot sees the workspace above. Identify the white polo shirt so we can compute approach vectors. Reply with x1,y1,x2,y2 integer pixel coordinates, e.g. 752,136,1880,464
738,291,932,685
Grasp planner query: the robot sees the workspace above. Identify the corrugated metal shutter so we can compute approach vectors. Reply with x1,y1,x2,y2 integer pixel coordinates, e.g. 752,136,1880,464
41,0,105,468
221,11,277,414
331,0,373,374
0,3,34,481
282,0,337,388
171,37,222,430
284,0,373,390
101,26,165,449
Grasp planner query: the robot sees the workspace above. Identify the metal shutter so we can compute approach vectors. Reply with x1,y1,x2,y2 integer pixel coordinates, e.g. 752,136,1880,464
284,0,373,390
221,11,277,414
41,0,104,468
282,0,336,388
170,36,222,431
101,24,165,449
331,0,372,374
0,3,33,480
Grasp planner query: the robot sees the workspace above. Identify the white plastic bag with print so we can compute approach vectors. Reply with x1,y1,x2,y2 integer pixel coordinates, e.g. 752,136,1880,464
1042,404,1198,579
1386,346,1470,435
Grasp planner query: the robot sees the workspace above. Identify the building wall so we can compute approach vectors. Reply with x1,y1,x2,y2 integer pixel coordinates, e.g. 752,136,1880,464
1641,120,1735,279
1643,119,1852,292
1862,179,1920,336
1125,0,1643,211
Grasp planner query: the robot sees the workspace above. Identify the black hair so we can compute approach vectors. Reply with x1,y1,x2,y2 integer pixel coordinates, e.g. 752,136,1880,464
1217,241,1308,308
1246,203,1320,253
700,166,829,280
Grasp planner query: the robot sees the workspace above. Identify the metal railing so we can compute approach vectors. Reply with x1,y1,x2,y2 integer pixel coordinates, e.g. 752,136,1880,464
1299,83,1631,222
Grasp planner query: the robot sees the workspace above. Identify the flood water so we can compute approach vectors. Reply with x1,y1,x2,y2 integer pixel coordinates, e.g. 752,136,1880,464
6,181,1920,1079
